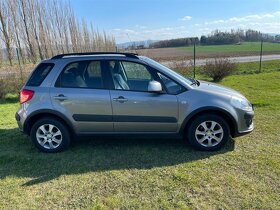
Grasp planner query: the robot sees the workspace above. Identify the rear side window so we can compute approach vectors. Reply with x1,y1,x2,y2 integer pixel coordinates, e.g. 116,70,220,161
56,61,104,89
26,63,54,86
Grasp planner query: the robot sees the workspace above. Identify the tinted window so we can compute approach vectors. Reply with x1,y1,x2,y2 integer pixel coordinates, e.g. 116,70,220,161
158,72,185,94
57,61,103,89
122,62,151,80
109,61,154,92
26,63,54,86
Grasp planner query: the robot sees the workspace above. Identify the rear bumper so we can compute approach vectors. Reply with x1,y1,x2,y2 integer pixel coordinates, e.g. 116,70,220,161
15,111,24,133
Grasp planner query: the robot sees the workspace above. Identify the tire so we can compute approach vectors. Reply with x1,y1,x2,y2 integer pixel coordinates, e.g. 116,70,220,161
186,114,230,151
30,117,71,153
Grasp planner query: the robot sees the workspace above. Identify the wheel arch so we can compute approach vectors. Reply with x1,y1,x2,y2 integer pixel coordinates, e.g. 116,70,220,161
180,106,237,137
23,109,75,136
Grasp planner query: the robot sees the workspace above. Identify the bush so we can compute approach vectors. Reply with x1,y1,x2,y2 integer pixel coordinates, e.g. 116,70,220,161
0,73,27,100
169,58,193,77
0,64,34,100
202,58,237,82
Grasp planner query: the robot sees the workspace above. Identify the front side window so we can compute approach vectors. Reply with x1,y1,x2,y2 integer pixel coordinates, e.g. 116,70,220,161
122,61,151,80
109,61,154,92
57,61,103,89
158,72,185,94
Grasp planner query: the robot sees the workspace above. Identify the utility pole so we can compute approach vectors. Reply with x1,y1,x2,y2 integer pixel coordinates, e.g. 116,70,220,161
259,39,263,73
193,41,196,78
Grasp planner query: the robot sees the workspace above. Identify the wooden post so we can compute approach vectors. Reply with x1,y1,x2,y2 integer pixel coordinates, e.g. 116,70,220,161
259,40,263,73
193,42,196,78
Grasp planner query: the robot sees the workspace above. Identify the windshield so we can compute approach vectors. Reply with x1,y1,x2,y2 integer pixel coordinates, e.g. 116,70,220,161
139,56,194,86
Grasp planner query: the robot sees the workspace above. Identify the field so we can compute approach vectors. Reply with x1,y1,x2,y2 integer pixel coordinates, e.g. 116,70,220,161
0,61,280,209
139,42,280,60
179,42,280,53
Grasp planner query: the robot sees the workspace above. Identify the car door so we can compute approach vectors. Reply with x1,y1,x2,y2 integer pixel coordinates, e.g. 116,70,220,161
107,60,179,132
50,60,113,133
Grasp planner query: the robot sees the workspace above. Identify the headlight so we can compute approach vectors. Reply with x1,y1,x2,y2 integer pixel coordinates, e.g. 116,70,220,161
231,96,252,111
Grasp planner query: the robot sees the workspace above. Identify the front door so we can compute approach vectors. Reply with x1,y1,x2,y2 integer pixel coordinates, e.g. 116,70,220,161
107,60,179,132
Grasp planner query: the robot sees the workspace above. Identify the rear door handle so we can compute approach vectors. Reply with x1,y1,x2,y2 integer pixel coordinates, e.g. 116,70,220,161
113,96,128,103
54,94,68,101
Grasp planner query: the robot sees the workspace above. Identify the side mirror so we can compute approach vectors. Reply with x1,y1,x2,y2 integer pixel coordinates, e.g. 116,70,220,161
148,81,162,93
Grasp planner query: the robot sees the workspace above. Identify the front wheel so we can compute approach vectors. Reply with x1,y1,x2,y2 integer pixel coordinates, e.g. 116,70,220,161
30,118,71,153
186,114,230,151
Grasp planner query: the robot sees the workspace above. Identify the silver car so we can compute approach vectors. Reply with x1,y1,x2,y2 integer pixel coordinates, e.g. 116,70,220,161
15,52,254,152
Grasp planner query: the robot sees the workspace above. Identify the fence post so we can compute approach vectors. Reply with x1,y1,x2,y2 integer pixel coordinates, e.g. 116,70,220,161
193,42,196,78
16,48,23,81
259,40,263,73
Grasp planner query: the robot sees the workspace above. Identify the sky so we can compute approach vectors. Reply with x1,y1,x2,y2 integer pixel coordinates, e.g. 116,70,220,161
69,0,280,43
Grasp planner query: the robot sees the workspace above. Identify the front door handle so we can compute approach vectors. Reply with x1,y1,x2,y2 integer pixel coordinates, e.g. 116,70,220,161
54,94,68,101
113,96,128,103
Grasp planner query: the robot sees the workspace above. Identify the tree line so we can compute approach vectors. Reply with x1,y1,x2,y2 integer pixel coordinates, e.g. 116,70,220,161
150,29,280,48
0,0,116,66
150,37,199,48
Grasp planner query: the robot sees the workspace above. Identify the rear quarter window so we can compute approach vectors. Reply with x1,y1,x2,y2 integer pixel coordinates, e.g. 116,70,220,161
26,63,54,86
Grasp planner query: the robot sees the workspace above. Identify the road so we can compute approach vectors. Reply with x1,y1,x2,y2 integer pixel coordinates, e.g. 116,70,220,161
161,54,280,68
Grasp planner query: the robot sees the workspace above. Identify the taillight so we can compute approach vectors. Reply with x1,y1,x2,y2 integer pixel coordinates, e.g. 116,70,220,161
20,89,34,104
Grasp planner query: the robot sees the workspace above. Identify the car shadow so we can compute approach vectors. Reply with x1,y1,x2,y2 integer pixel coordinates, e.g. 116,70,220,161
0,128,235,186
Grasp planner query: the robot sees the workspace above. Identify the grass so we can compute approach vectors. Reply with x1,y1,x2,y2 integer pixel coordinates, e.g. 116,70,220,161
0,66,280,209
235,59,280,74
178,41,280,53
174,59,280,80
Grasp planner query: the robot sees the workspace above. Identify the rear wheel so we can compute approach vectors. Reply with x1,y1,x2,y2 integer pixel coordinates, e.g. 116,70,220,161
30,118,71,153
186,114,230,151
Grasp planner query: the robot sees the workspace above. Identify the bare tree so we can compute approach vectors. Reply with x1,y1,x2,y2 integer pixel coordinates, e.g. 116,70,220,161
9,0,25,64
0,0,14,65
0,0,116,64
18,0,37,63
27,0,43,60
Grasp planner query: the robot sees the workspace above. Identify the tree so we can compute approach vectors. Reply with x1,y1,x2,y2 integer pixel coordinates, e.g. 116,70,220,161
18,0,37,63
200,35,207,45
0,0,14,66
9,0,25,64
0,0,116,64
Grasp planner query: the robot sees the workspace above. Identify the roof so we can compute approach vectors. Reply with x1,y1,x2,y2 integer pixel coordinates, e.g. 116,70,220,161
51,52,139,60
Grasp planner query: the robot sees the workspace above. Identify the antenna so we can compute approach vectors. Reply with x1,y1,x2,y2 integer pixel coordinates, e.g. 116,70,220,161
126,33,138,54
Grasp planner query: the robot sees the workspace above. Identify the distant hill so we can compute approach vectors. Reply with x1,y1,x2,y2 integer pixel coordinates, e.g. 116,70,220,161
117,40,159,49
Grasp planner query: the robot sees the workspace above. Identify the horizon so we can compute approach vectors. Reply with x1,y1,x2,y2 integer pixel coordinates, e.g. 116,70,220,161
69,0,280,44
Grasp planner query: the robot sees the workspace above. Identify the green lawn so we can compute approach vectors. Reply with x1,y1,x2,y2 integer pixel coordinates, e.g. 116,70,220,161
178,42,280,53
0,71,280,209
176,59,280,79
235,59,280,74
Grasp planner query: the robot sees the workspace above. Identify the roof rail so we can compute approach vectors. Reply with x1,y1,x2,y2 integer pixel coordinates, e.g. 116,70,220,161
51,52,139,59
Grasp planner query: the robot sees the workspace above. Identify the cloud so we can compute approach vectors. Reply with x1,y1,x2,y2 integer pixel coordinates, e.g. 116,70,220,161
110,11,280,43
206,11,280,25
179,16,192,21
111,26,190,43
197,10,280,35
135,25,147,29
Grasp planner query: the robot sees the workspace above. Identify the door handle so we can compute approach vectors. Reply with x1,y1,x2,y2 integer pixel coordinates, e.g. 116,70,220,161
54,94,68,101
113,96,128,103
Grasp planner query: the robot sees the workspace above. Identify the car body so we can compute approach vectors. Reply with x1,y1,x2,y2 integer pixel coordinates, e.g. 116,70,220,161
15,52,254,152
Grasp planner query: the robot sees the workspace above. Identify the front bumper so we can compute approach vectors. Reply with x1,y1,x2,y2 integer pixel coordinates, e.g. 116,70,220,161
233,110,254,137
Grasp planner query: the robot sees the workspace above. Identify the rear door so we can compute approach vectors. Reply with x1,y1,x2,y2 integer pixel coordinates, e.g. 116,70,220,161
50,60,113,133
107,60,179,132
